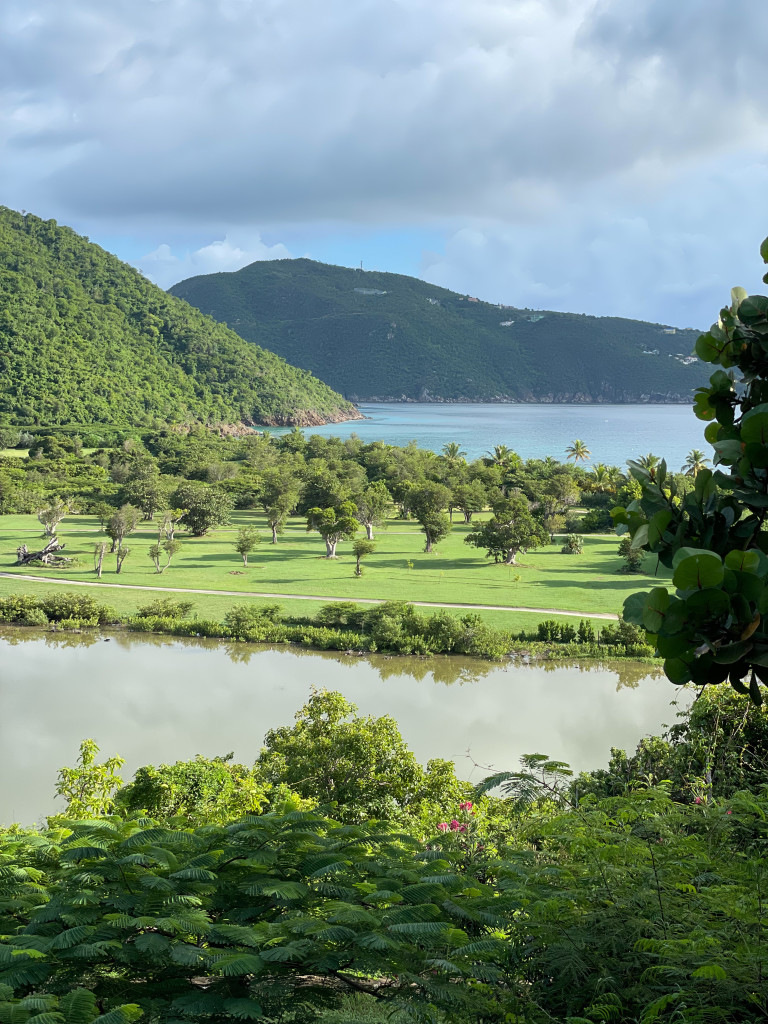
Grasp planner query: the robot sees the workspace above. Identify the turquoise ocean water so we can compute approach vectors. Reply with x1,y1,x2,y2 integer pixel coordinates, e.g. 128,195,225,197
271,403,710,471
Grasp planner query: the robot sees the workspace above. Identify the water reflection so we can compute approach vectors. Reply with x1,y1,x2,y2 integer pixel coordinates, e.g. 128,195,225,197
0,627,684,826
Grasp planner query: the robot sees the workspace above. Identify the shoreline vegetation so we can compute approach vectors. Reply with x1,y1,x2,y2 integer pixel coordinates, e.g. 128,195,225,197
0,589,655,661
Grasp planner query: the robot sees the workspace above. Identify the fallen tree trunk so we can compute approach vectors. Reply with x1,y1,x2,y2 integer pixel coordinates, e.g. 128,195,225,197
16,537,73,567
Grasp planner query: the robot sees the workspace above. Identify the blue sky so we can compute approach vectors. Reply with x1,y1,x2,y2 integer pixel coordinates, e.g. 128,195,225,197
3,0,768,328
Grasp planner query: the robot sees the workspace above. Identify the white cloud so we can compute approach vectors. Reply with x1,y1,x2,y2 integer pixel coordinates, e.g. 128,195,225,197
137,235,292,288
2,0,768,323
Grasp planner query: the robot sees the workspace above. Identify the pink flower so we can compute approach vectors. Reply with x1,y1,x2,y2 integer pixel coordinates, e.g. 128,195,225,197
694,797,702,804
450,819,461,831
457,825,467,833
437,822,449,832
727,810,732,815
459,801,473,812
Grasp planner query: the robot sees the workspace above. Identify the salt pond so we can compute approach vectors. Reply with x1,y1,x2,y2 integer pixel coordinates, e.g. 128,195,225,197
0,629,688,825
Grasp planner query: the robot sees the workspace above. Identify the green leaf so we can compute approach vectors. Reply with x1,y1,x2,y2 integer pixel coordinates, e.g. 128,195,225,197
713,641,753,664
210,953,264,977
724,549,761,574
92,1008,144,1024
642,588,669,632
664,657,692,686
647,510,672,549
740,404,768,444
691,963,727,980
223,999,263,1020
622,592,646,625
630,524,649,550
696,331,729,363
672,551,724,591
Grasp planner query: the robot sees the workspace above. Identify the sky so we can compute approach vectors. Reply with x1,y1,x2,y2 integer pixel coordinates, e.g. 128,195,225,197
3,0,768,328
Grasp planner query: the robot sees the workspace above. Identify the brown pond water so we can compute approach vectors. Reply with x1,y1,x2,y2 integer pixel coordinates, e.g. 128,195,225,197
0,628,688,825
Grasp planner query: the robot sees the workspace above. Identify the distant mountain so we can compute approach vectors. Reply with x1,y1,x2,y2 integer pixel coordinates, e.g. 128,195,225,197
170,258,708,404
0,209,359,429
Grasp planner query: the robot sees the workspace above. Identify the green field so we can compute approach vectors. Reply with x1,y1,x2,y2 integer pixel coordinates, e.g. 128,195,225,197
0,512,667,633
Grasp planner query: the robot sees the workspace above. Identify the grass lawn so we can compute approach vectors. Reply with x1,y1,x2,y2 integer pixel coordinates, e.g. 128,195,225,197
0,512,667,630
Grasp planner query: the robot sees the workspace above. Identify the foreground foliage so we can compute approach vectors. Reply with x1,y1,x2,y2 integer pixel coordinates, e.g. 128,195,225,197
616,237,768,700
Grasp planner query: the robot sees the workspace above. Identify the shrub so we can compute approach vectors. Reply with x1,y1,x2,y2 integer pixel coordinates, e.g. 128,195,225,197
17,607,49,627
38,592,115,624
224,603,283,639
135,597,195,619
314,601,366,629
0,594,43,623
617,535,645,573
57,616,99,630
560,533,583,554
580,507,614,532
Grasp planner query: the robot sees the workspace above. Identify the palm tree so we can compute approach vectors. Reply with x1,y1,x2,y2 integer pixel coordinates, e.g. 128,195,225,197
485,445,522,471
636,452,662,482
441,442,467,463
589,463,611,493
565,439,591,462
683,449,710,477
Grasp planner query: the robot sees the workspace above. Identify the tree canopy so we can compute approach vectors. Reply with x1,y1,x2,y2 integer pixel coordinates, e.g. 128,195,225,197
0,207,356,428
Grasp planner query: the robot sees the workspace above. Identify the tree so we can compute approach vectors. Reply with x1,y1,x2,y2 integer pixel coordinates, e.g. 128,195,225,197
105,503,141,552
565,439,591,462
259,467,302,543
683,448,710,476
306,501,359,557
441,441,466,462
453,480,487,523
93,540,107,577
465,495,549,564
407,482,452,553
636,451,661,478
158,506,186,542
617,535,644,573
561,533,583,554
115,545,130,573
256,689,465,824
353,480,393,539
614,237,768,699
171,481,234,536
115,753,269,825
148,538,181,573
352,538,375,576
53,738,124,818
234,525,261,566
120,458,169,519
36,496,71,537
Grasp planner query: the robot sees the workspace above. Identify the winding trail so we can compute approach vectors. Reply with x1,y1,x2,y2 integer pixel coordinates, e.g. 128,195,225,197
0,572,619,620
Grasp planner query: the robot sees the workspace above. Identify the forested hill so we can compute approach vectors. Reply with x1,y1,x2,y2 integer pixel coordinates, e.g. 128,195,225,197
0,209,359,428
171,258,708,403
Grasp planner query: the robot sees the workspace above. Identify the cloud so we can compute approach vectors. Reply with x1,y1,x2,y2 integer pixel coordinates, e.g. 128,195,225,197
421,154,768,327
4,0,768,225
2,0,768,323
137,234,292,288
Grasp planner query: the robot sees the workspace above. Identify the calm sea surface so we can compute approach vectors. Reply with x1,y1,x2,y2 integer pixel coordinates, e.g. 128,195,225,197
277,403,708,470
0,630,687,825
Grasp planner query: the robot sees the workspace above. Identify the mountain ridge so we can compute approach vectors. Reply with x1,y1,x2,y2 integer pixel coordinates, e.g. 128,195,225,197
170,257,708,404
0,210,359,429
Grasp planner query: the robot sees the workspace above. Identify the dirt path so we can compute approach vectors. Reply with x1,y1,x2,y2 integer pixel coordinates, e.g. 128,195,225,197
0,572,619,620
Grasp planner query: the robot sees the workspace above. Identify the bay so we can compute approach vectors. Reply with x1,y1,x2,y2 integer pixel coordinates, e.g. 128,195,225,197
281,402,709,469
0,630,687,825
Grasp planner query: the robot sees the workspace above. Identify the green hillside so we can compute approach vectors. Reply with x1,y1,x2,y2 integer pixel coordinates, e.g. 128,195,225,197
0,209,358,428
170,258,708,403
